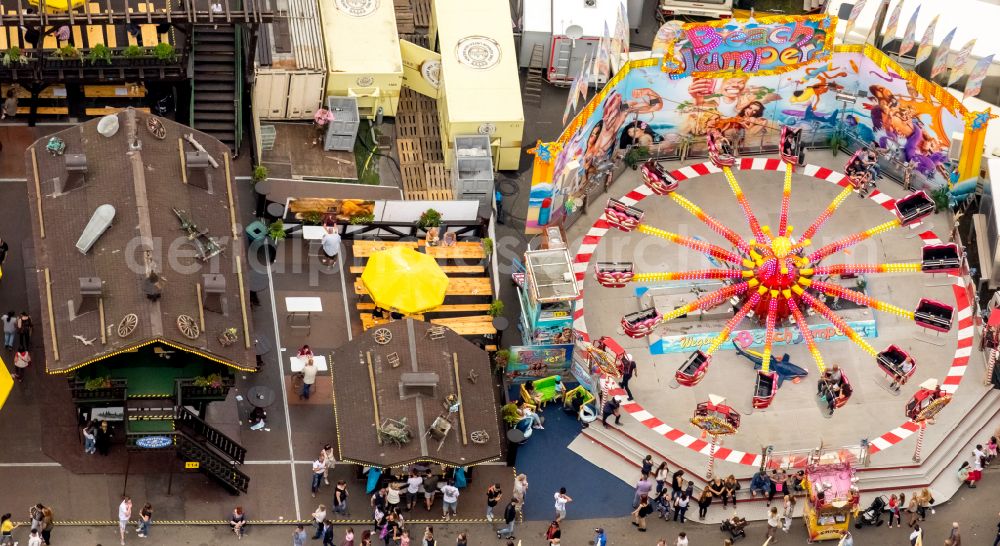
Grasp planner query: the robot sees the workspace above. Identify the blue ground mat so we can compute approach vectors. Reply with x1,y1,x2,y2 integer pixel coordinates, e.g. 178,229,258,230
512,396,633,521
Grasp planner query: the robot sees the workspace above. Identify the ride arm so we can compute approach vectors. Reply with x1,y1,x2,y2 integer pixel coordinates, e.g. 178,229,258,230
722,167,769,245
806,218,902,264
667,192,752,254
636,224,744,264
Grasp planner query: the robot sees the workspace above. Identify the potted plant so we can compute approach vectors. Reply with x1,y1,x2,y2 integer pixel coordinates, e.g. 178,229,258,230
152,43,176,62
417,208,442,230
87,43,112,65
930,186,950,213
267,219,287,241
53,45,80,60
1,47,29,67
193,373,224,388
122,44,145,58
218,327,238,347
252,164,268,185
624,146,650,170
350,212,375,225
500,402,521,427
84,376,112,390
481,237,493,257
493,348,510,373
488,300,505,317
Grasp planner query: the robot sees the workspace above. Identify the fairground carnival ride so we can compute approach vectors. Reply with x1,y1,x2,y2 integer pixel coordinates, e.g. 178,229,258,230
596,124,959,411
803,457,861,542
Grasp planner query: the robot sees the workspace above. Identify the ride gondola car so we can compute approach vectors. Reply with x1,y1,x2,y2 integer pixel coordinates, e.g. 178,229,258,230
752,370,779,409
818,368,852,414
675,350,711,387
621,307,662,338
640,159,680,195
604,198,644,232
779,125,805,166
844,149,873,192
692,400,740,431
914,298,954,333
894,191,935,227
905,386,951,421
921,243,962,276
595,262,635,288
707,129,736,168
876,345,916,393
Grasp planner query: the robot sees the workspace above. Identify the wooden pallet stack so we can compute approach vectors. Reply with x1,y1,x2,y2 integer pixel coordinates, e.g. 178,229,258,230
393,0,415,35
395,86,453,201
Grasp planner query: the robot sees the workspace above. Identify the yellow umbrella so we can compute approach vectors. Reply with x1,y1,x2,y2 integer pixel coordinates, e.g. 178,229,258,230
361,246,449,315
0,357,13,411
28,0,86,11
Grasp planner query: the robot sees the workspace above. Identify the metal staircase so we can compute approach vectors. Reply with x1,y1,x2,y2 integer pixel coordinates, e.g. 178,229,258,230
191,26,242,153
176,431,251,494
175,406,247,464
523,43,544,107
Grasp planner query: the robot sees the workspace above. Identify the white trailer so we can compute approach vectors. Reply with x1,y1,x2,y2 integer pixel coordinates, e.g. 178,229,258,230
253,0,327,120
518,0,626,85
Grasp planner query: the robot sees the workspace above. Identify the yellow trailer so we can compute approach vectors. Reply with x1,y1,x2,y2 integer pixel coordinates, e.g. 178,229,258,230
431,0,524,171
318,0,403,118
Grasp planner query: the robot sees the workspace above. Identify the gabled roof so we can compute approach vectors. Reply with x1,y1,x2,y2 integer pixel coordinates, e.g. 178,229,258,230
24,109,255,373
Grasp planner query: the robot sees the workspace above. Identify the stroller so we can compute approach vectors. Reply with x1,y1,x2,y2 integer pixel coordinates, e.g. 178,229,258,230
720,514,748,540
854,495,887,528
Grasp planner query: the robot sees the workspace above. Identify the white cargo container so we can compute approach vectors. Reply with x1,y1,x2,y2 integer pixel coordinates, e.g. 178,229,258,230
253,0,327,120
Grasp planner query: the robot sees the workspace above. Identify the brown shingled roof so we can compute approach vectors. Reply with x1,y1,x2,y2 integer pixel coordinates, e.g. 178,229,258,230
24,109,255,373
331,319,502,468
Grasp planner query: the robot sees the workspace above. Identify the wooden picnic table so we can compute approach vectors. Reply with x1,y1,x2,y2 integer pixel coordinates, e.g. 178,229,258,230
360,313,424,331
354,277,492,297
430,315,497,336
351,240,485,260
349,264,485,275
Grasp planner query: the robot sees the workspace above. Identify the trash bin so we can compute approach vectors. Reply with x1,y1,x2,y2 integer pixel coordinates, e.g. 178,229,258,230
245,220,267,242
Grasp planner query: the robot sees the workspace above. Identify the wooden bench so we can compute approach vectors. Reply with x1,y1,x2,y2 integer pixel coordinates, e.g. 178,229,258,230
85,84,146,98
429,315,497,336
85,106,151,116
349,265,485,275
3,84,66,99
357,302,491,313
88,3,117,48
17,106,69,115
352,239,486,260
360,312,424,331
354,277,491,297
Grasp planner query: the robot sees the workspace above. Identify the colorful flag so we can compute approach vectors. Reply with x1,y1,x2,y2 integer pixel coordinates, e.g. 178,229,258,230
930,27,955,79
948,39,977,86
884,0,904,39
593,22,611,82
575,54,591,105
914,15,938,65
898,5,920,57
963,54,994,100
618,2,629,57
843,0,867,42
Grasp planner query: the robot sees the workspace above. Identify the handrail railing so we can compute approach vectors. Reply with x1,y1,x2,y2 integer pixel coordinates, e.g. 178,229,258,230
69,378,128,401
176,431,250,493
174,406,247,464
234,23,243,156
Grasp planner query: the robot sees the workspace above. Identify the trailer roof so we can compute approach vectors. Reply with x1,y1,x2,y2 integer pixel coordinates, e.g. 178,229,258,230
434,0,523,124
319,0,402,76
522,0,622,37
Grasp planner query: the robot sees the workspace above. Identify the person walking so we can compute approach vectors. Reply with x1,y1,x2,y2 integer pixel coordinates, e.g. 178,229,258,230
594,527,608,546
292,524,306,546
454,532,467,546
420,527,433,546
1,89,17,120
544,521,561,545
333,480,349,516
670,469,686,498
511,474,528,513
321,224,342,267
321,444,336,485
766,506,781,543
640,454,654,476
82,422,96,454
907,492,920,527
40,504,53,545
917,488,934,520
16,311,32,349
27,529,43,546
29,504,45,534
633,473,654,507
13,345,29,382
118,495,132,546
1,513,18,545
405,470,423,511
321,519,335,546
301,357,318,400
620,353,637,400
496,498,517,540
553,487,572,522
96,420,113,456
342,527,355,546
631,496,652,531
423,472,440,511
654,462,670,495
909,523,924,546
672,491,689,523
675,531,689,546
601,397,622,427
949,521,961,546
838,530,854,546
2,311,17,350
485,483,502,522
440,480,459,520
696,489,712,520
781,494,795,532
311,457,326,497
136,503,151,539
311,504,328,539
